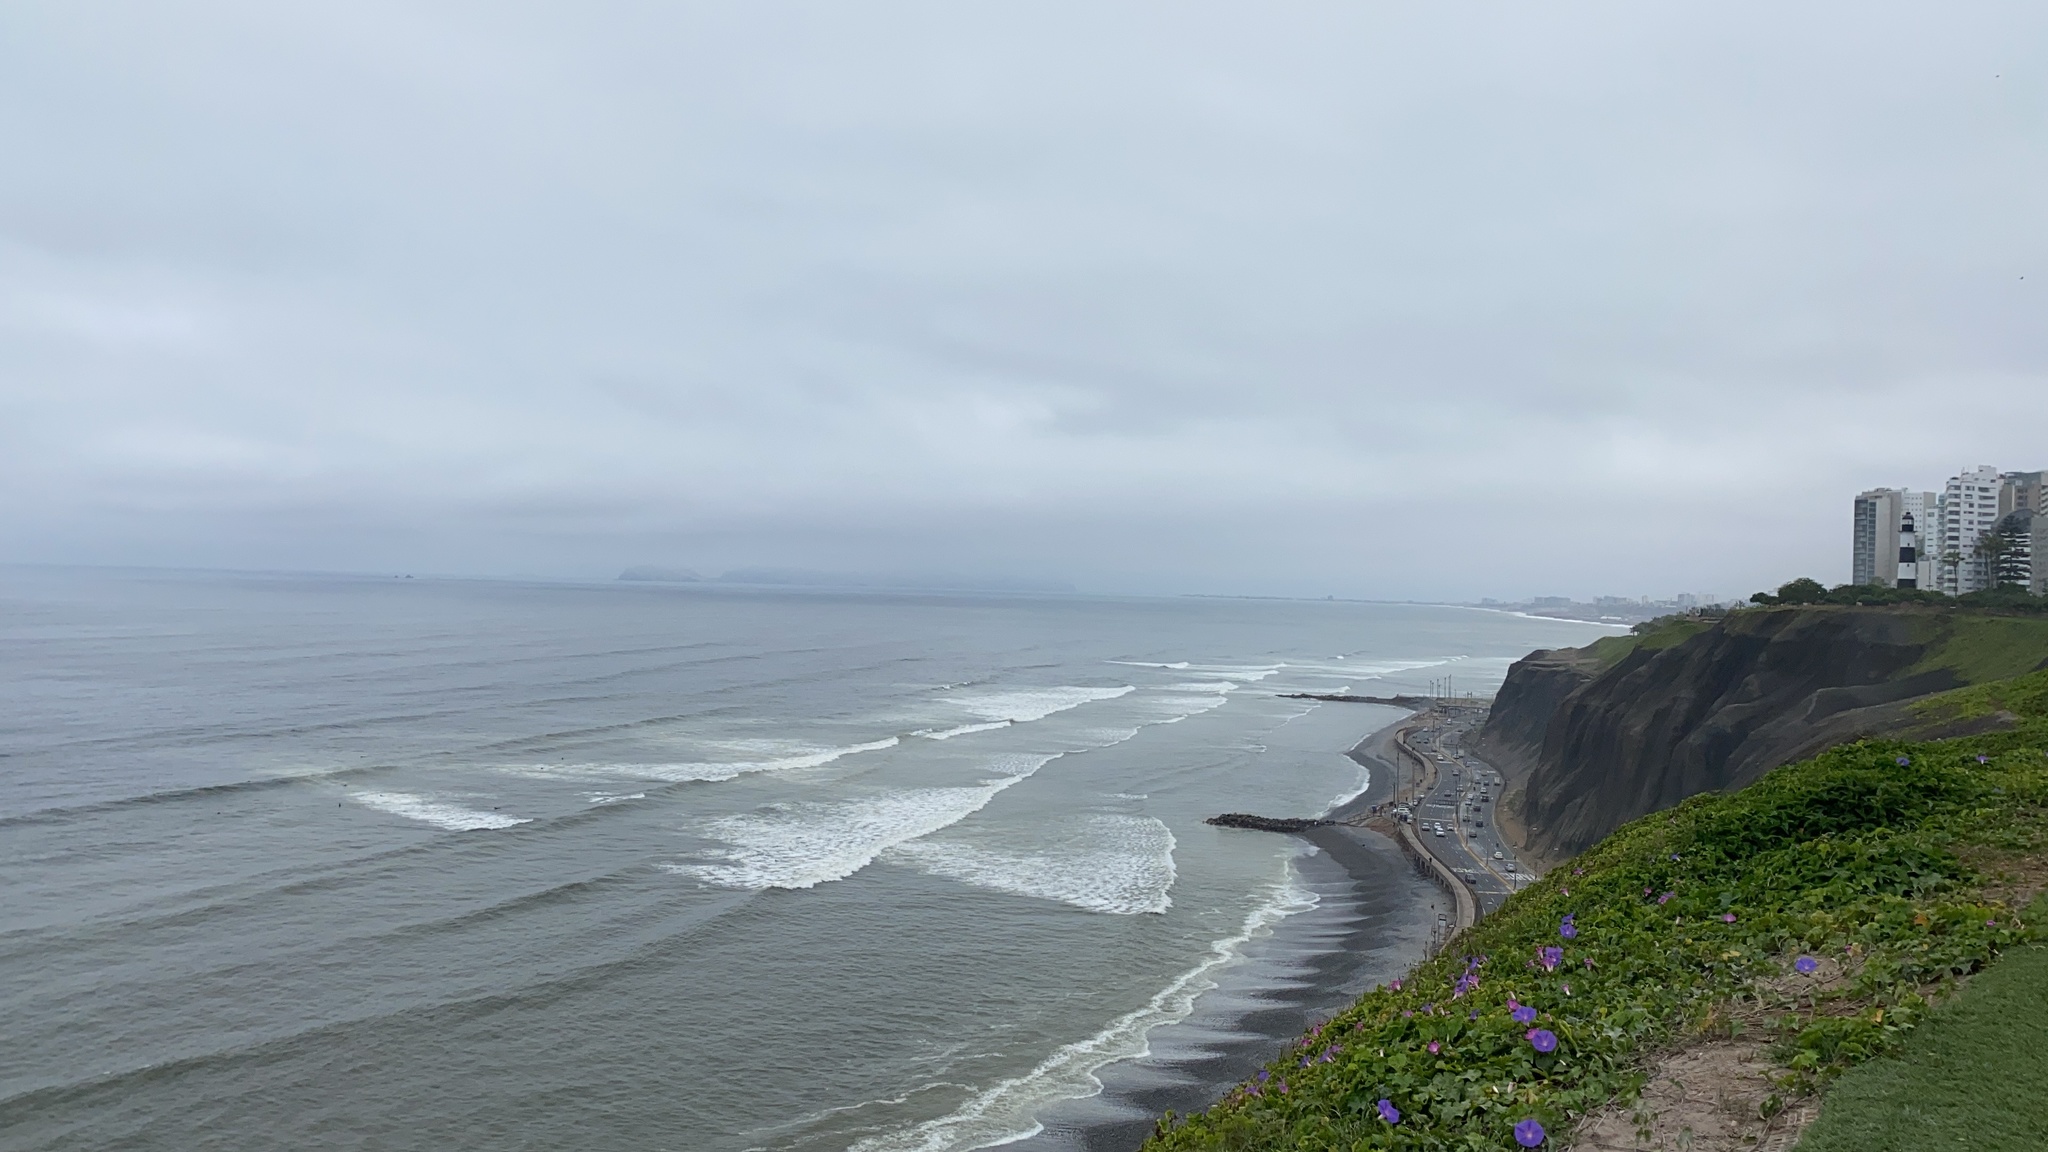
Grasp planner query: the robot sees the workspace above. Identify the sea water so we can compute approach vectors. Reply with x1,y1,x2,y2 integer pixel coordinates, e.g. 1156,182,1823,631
0,569,1610,1151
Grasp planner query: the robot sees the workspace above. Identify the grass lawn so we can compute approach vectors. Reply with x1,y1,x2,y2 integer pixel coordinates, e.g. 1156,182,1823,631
1795,895,2048,1152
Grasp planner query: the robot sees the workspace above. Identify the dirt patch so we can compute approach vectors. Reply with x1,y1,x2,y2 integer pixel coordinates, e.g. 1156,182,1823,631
1569,956,1859,1151
1955,846,2048,915
1569,949,1984,1151
1570,1039,1818,1151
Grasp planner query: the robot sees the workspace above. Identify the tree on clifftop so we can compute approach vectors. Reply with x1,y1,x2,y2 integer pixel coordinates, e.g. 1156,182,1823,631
1750,577,1827,606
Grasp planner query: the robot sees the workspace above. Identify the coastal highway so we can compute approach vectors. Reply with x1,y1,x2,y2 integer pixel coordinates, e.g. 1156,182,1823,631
1392,707,1530,916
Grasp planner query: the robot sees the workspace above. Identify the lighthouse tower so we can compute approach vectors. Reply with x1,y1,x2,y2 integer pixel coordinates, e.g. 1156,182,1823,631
1897,511,1920,589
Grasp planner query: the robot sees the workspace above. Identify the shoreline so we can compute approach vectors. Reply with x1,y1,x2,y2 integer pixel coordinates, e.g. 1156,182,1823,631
1009,714,1444,1152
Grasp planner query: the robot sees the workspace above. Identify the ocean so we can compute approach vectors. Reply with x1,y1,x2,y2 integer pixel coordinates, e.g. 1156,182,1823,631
0,569,1611,1151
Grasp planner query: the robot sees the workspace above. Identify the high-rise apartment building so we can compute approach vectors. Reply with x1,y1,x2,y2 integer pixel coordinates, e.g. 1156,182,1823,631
1940,466,2006,594
2001,471,2046,518
1852,488,1939,588
1851,489,1890,586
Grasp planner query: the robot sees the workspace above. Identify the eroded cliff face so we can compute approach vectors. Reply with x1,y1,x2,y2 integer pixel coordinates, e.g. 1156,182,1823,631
1468,647,1601,785
1481,607,2024,863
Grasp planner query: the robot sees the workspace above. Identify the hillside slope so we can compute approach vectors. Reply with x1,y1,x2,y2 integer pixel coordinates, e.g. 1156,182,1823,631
1478,607,2048,863
1145,668,2048,1152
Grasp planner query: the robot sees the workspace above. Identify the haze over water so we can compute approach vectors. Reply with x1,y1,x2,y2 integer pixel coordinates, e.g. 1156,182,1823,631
1,569,1609,1151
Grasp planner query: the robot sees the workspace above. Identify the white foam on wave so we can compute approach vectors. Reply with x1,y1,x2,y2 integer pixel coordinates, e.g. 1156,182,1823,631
512,736,900,784
847,860,1320,1152
583,791,646,805
941,686,1133,724
1109,659,1279,680
1128,685,1235,726
1325,762,1372,813
884,816,1176,915
1150,695,1231,723
1072,725,1144,748
916,721,1013,741
1195,665,1280,681
351,791,531,831
1284,657,1456,679
666,754,1059,891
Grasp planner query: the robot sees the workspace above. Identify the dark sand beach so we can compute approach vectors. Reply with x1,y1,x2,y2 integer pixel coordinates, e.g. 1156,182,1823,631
1013,716,1445,1152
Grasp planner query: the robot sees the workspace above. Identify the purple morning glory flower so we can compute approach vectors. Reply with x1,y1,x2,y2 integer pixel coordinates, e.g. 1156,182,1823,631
1658,891,1674,905
1512,1004,1538,1024
1527,1028,1558,1053
1539,946,1563,971
1560,921,1578,939
1795,956,1818,974
1377,1098,1400,1124
1722,912,1737,923
1427,1040,1441,1055
1515,1117,1547,1147
1896,756,1911,766
1256,1069,1269,1082
1977,754,1991,764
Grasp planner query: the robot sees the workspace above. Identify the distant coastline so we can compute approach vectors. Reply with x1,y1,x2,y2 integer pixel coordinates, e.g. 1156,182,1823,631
618,565,1074,593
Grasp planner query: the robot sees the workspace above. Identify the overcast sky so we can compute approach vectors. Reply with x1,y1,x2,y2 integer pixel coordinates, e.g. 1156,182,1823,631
3,2,2043,600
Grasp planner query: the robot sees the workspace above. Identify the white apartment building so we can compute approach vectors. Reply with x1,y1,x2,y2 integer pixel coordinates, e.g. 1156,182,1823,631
1940,466,2005,594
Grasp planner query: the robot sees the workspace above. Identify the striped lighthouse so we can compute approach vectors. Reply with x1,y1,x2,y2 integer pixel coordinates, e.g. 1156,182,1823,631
1896,510,1921,589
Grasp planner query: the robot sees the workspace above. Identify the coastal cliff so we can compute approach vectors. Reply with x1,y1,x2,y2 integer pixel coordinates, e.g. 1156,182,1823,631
1481,606,2048,862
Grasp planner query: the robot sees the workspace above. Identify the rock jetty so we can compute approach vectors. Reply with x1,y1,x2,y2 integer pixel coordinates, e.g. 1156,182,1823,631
1204,813,1331,833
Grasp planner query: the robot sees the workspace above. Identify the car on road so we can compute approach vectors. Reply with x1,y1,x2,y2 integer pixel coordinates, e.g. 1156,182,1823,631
1492,850,1504,859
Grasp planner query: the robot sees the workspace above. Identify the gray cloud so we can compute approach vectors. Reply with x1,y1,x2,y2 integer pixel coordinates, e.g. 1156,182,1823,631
4,1,2043,597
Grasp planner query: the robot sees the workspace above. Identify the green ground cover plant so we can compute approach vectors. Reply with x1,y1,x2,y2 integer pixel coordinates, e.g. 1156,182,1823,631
1585,615,1711,670
1910,614,2048,684
1146,669,2048,1152
1789,892,2048,1152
